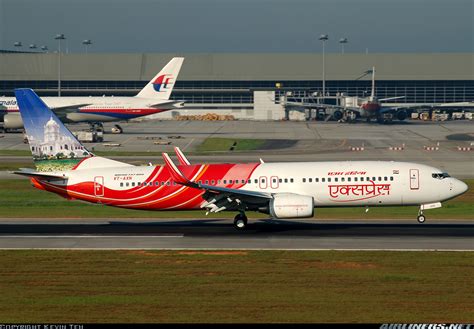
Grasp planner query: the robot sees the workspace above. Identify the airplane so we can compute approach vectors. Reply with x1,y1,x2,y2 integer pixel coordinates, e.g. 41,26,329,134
13,89,468,229
281,67,474,123
0,57,184,133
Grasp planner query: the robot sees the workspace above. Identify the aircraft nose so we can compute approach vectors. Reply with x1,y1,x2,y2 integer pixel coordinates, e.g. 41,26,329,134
453,179,468,196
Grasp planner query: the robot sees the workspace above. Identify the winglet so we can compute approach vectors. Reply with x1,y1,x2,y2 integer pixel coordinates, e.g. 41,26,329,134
162,153,197,187
174,147,191,166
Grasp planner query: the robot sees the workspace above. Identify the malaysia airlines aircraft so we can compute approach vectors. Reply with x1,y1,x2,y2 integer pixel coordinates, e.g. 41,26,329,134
14,89,468,229
0,57,184,133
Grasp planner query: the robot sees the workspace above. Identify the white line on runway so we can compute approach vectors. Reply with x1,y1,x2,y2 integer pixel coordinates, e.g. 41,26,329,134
0,235,184,238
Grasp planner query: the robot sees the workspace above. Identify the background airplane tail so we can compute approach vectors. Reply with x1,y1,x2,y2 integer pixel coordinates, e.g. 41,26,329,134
135,57,184,100
15,89,93,172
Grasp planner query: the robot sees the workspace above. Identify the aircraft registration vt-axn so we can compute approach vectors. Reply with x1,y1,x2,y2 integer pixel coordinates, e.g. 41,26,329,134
1,57,184,133
14,89,468,229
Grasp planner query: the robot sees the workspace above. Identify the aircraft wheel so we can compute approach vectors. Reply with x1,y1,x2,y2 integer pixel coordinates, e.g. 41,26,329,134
234,213,248,230
417,214,426,223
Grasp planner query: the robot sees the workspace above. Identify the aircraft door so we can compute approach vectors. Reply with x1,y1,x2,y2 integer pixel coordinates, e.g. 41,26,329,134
409,169,419,190
94,176,105,196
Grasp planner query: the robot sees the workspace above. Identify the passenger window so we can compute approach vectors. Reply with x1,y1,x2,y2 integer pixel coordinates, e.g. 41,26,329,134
341,177,345,182
316,178,319,183
254,179,258,184
274,178,278,183
322,178,325,183
390,177,394,181
284,178,288,183
166,182,170,186
126,182,129,187
279,178,282,183
384,177,388,181
132,182,135,187
120,182,123,187
354,177,358,182
290,178,294,183
224,180,227,184
173,182,176,186
335,178,338,182
348,177,351,182
241,179,245,184
155,182,159,186
205,180,209,184
302,178,306,183
309,178,312,183
211,180,215,184
378,177,382,181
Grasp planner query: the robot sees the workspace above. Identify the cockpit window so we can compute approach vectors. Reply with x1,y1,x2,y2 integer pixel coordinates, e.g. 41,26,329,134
432,173,450,179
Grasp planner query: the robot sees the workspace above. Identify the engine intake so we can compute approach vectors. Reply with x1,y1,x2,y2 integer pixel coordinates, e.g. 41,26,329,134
269,193,314,219
4,113,24,129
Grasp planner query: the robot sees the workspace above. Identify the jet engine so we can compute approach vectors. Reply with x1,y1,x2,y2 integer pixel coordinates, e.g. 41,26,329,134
332,110,343,121
396,110,408,121
269,193,314,219
3,113,24,129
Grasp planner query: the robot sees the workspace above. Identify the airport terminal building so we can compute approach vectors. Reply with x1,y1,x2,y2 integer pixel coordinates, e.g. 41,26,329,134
1,53,473,120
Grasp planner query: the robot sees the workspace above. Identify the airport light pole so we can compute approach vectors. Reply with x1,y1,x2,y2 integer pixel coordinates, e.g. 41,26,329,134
54,34,66,97
82,39,92,54
339,38,348,54
29,44,37,50
41,45,48,52
319,34,328,97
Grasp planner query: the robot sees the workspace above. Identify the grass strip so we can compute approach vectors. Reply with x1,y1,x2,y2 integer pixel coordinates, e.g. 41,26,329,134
0,250,472,323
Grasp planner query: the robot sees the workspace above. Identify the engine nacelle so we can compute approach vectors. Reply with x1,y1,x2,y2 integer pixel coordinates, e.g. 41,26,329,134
332,110,343,121
396,110,408,121
269,193,314,219
3,113,24,129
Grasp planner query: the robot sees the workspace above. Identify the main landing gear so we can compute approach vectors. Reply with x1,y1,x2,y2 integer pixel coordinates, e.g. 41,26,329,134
417,208,426,223
234,213,248,230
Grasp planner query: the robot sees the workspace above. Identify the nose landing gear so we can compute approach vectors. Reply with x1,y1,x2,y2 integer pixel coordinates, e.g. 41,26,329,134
417,208,426,223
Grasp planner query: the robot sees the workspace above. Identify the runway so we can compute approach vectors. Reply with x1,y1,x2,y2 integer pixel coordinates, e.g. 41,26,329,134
0,218,473,251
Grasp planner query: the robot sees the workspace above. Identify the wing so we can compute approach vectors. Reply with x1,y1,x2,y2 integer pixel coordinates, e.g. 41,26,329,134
162,153,271,213
174,147,191,166
148,100,185,109
50,104,93,120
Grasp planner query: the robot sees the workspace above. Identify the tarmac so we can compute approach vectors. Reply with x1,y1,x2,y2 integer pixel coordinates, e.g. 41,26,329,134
1,120,473,178
1,120,472,251
0,218,472,251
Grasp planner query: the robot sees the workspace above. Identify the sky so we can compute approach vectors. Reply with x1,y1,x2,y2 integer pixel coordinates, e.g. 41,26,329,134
0,0,472,53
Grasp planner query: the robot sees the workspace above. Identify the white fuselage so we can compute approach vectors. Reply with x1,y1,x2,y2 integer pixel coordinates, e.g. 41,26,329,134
41,160,468,210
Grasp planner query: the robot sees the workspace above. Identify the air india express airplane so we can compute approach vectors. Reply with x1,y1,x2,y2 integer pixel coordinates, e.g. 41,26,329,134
14,89,468,229
0,57,184,133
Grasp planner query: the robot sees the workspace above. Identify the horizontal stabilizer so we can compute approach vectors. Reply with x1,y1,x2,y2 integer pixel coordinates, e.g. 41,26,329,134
13,169,67,180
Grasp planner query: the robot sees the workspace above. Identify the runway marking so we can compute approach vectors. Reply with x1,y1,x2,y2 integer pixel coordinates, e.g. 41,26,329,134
0,235,184,238
182,138,195,151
